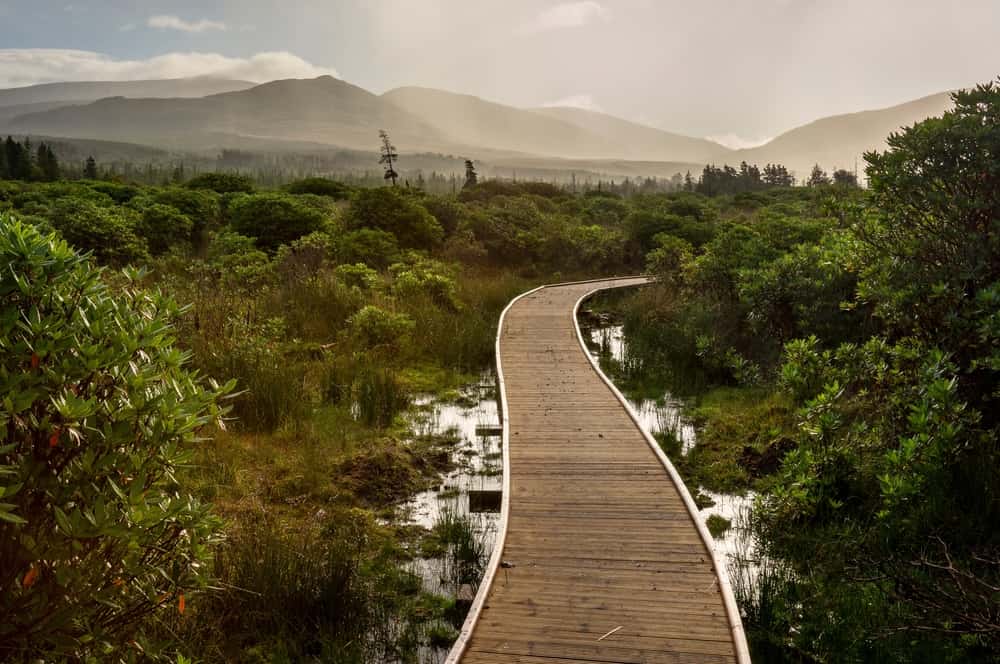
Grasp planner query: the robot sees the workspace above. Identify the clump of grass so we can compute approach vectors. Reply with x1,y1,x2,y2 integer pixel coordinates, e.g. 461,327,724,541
655,428,682,457
706,514,732,538
355,365,409,428
694,490,717,509
335,438,453,507
322,357,411,429
321,354,358,405
728,524,800,663
154,509,409,662
423,509,488,590
427,623,460,648
204,321,310,431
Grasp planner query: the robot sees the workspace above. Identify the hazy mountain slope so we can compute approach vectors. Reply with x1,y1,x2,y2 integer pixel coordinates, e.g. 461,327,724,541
737,91,955,177
9,76,452,151
383,86,728,162
0,101,76,124
5,75,959,178
0,78,255,107
383,86,612,158
533,105,731,163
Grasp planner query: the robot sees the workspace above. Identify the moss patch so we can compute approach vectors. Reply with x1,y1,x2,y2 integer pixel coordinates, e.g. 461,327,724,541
676,386,795,493
334,437,455,506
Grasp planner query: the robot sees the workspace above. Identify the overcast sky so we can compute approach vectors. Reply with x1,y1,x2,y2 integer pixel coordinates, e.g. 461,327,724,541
1,0,998,146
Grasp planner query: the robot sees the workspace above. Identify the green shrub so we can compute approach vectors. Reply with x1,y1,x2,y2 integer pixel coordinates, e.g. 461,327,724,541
228,193,327,252
645,234,693,284
139,203,194,254
12,182,114,210
349,306,415,350
0,217,232,659
150,187,221,235
85,181,140,203
756,83,1000,660
284,177,351,199
272,231,334,283
584,196,629,225
45,197,149,265
627,210,713,252
565,224,626,272
335,263,379,290
738,233,864,345
390,258,460,310
204,231,273,291
346,187,443,250
422,196,465,236
335,228,400,268
186,172,255,194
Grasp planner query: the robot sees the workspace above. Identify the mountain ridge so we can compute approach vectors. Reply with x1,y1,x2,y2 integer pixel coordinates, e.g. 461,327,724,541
0,77,256,107
0,75,960,177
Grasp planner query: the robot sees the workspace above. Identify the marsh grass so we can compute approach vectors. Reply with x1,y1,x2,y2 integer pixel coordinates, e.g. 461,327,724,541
401,271,533,371
152,510,416,663
728,517,803,664
355,364,410,428
423,509,489,590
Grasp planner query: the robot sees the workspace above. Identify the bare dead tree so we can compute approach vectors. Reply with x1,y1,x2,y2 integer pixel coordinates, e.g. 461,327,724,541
378,130,399,186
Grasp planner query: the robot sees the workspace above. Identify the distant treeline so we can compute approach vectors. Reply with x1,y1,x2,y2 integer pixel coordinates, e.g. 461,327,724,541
1,136,62,182
1,134,857,197
693,161,858,196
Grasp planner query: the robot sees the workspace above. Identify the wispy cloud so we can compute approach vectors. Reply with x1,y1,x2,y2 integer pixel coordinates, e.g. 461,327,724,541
147,15,228,33
541,94,603,112
520,1,609,34
0,49,339,87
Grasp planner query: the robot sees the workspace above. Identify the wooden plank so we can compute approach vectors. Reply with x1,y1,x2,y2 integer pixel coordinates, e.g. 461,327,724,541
451,278,745,664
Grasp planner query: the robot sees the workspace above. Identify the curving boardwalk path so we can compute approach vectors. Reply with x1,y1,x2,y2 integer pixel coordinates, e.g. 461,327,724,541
448,278,750,664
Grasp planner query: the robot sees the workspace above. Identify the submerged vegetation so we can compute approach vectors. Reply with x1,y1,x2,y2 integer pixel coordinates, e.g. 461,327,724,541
2,78,999,662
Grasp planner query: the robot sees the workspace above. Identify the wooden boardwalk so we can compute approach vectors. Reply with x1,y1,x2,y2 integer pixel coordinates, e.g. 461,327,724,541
448,278,750,664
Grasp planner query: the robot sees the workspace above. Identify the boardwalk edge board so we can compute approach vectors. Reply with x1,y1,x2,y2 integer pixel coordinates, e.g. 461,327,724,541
445,276,750,664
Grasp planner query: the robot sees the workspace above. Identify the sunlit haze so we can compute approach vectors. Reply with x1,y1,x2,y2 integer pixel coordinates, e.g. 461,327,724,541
1,0,998,142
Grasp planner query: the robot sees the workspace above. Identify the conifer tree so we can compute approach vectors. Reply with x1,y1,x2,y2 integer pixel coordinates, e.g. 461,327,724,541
463,159,478,189
36,143,60,181
84,156,98,180
807,163,831,186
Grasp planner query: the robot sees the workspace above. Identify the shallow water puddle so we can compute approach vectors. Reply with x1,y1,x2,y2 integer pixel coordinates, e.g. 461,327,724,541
587,326,697,453
402,372,502,596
